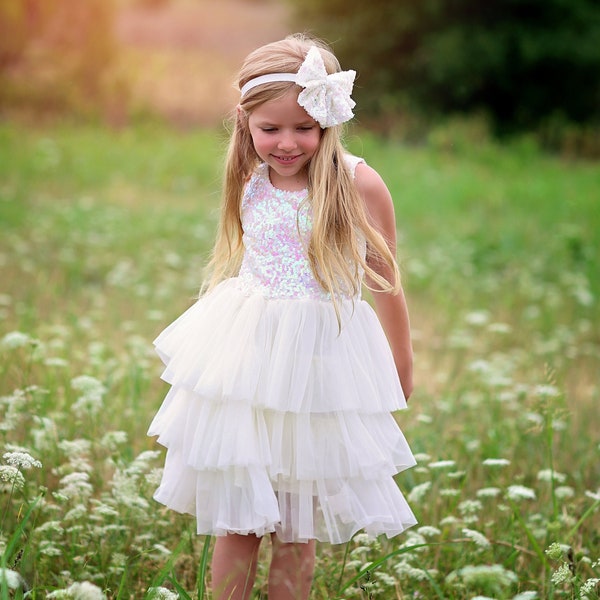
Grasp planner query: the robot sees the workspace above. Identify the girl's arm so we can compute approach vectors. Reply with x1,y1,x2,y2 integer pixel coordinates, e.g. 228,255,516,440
355,164,414,399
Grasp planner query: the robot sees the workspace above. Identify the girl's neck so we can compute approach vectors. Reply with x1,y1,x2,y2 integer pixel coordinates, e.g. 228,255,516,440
268,166,308,192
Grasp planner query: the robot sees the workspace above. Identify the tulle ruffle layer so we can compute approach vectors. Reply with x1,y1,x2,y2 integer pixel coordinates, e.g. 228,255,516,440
148,278,417,543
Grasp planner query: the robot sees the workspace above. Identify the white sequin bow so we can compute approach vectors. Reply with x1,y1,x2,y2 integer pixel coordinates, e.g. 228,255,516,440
296,47,356,128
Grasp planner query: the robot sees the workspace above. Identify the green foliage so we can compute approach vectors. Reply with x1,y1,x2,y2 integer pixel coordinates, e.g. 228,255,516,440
292,0,600,134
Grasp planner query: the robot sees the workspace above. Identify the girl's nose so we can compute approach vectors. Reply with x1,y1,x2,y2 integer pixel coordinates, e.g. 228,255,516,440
277,133,297,151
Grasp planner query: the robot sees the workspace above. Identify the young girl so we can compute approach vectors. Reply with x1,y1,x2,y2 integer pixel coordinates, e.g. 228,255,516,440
148,34,417,600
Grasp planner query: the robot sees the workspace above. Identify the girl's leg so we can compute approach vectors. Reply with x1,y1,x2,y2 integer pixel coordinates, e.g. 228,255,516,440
268,535,316,600
211,534,262,600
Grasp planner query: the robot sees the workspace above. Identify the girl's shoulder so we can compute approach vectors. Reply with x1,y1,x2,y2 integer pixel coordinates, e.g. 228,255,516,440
351,159,395,221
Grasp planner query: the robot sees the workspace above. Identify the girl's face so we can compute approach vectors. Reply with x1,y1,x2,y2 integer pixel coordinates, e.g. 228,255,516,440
247,89,322,191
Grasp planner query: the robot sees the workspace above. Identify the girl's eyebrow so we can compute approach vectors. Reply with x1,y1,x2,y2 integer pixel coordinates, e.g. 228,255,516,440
254,117,315,126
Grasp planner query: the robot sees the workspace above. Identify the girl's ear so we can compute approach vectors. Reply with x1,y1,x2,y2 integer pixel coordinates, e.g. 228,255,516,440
236,104,247,121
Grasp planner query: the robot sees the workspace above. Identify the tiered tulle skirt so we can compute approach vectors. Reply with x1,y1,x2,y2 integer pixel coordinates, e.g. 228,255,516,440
148,278,417,544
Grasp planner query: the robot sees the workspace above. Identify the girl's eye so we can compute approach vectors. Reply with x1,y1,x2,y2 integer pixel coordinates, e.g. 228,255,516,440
298,126,314,131
261,128,277,133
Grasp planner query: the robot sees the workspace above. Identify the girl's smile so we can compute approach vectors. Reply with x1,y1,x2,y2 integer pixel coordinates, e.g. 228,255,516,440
247,89,322,191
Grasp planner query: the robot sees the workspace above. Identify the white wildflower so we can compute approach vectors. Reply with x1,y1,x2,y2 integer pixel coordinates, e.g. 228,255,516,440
401,531,427,550
545,542,567,560
488,322,512,334
3,451,42,470
111,470,149,509
551,562,572,585
458,500,483,516
68,581,106,600
417,413,433,423
0,331,31,349
417,525,441,537
127,450,161,474
58,472,93,499
58,439,92,456
100,431,128,450
440,488,461,497
65,504,88,521
0,389,28,432
512,592,538,600
91,501,119,518
429,460,456,470
506,485,536,501
439,515,460,527
47,581,107,599
39,540,62,556
466,439,481,451
393,560,430,581
555,486,575,499
407,481,431,503
0,568,27,590
525,412,544,426
580,578,599,598
44,357,69,368
584,489,600,502
0,465,25,490
468,359,492,373
463,527,491,548
446,564,518,588
35,520,65,535
31,418,58,452
152,543,172,556
534,384,560,398
377,572,397,586
465,310,490,326
147,588,179,600
71,375,106,417
482,458,511,467
477,487,501,498
145,468,164,487
353,533,379,547
537,469,566,483
413,452,431,463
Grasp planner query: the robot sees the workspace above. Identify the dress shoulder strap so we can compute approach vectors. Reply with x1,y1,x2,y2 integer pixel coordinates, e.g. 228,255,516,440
343,154,366,179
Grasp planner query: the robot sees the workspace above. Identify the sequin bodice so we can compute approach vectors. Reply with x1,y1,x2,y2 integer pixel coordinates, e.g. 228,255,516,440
237,160,364,301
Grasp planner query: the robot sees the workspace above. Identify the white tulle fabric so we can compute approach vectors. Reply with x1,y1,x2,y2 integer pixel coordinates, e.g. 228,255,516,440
148,156,417,544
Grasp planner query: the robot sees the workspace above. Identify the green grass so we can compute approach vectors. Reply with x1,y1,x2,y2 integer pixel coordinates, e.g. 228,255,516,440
0,120,599,599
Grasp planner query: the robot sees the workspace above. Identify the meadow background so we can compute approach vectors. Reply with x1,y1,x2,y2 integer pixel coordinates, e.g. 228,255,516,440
1,0,599,598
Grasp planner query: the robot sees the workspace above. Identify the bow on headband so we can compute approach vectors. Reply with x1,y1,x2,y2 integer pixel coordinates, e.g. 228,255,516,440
296,46,356,128
240,46,356,128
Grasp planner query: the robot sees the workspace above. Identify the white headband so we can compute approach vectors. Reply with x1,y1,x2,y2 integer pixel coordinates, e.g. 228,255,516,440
239,46,356,128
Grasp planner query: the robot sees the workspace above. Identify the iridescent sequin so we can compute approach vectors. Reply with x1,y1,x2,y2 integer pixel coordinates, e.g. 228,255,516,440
237,162,363,301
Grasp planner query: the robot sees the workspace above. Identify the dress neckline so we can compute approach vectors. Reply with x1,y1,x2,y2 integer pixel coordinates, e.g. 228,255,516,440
262,164,308,195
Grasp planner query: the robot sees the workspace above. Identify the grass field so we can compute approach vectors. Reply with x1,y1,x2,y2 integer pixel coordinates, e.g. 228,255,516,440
0,120,599,599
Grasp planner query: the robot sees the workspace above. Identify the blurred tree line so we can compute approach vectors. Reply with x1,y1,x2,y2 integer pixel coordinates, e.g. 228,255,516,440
0,0,123,120
292,0,600,147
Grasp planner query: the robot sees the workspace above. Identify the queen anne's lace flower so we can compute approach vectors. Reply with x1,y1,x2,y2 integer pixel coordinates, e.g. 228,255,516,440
506,485,536,501
3,451,42,470
0,465,25,489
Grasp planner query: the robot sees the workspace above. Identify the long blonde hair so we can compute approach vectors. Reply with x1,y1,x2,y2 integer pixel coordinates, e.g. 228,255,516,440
205,33,401,307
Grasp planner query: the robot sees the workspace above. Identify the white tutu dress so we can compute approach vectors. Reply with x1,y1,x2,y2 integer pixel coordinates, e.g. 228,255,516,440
148,156,417,544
